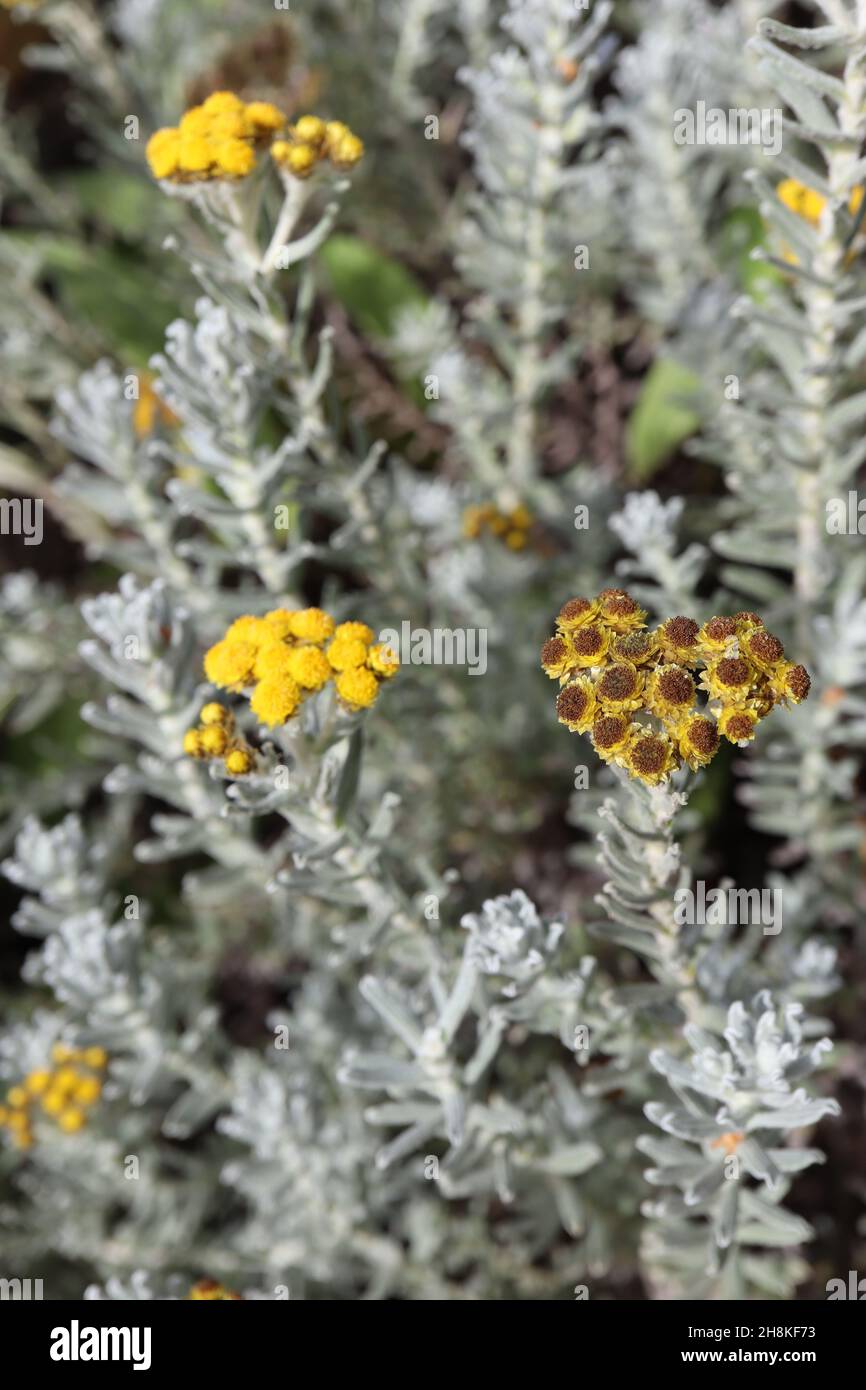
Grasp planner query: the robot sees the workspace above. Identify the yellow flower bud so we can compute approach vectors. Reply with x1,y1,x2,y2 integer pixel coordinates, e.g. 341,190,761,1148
200,703,233,729
225,747,256,777
293,115,327,147
57,1107,86,1134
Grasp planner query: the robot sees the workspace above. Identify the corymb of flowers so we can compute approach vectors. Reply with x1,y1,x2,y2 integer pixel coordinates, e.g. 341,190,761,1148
542,589,810,786
185,608,399,776
145,92,364,184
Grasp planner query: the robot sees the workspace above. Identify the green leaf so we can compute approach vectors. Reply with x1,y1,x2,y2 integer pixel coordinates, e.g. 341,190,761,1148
720,205,783,302
57,170,167,240
317,234,429,339
6,230,182,365
625,358,701,479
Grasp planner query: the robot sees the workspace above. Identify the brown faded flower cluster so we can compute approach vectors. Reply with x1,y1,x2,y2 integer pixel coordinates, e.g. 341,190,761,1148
541,589,810,785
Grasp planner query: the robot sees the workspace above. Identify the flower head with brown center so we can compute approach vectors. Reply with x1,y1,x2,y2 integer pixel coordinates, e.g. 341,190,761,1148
596,663,643,714
646,664,696,722
556,596,600,634
556,678,597,733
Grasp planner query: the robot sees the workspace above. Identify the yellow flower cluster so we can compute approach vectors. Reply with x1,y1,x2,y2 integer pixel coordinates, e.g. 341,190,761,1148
188,1279,243,1301
183,702,257,777
132,374,179,438
463,502,533,551
0,1045,107,1150
200,608,398,730
541,589,810,786
777,178,864,228
145,94,363,185
271,115,364,180
145,91,285,182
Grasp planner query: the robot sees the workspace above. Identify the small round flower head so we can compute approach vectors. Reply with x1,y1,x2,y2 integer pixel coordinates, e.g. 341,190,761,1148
293,114,327,148
199,725,230,757
646,664,696,721
326,637,369,672
556,678,597,733
288,608,335,643
179,106,212,138
335,667,379,710
83,1047,107,1070
463,504,488,539
704,656,753,703
264,609,298,641
202,91,246,116
245,101,285,135
183,729,207,759
225,746,256,777
597,589,646,633
25,1070,50,1096
325,121,352,149
178,135,214,175
204,639,257,691
677,715,719,769
207,107,252,141
200,702,233,729
273,141,318,178
333,621,374,645
657,616,700,663
41,1090,65,1116
611,629,658,667
570,623,610,668
330,132,365,170
213,138,257,178
698,616,738,656
772,662,811,705
74,1076,102,1106
368,643,400,678
505,530,527,550
744,628,785,674
287,645,332,690
718,706,758,744
53,1066,79,1094
556,597,599,634
777,177,826,226
590,712,631,763
57,1107,86,1134
623,729,678,786
51,1043,75,1064
596,663,643,713
541,635,576,681
250,674,302,727
224,616,273,649
733,611,764,633
6,1086,27,1109
146,128,182,180
254,641,295,680
189,1280,242,1301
